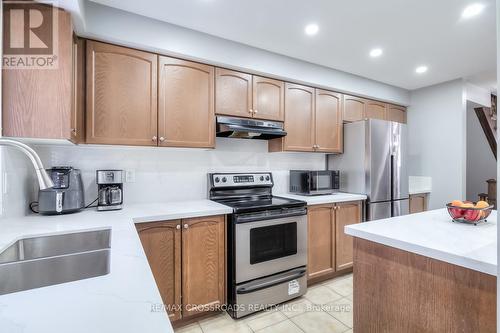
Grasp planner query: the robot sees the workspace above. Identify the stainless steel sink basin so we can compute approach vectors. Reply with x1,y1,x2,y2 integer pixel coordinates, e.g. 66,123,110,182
0,229,111,295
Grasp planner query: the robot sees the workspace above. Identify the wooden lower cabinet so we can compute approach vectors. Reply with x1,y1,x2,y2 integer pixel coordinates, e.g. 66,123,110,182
136,220,182,321
307,205,336,281
307,201,362,283
409,193,428,214
136,215,225,322
181,215,225,318
335,201,362,270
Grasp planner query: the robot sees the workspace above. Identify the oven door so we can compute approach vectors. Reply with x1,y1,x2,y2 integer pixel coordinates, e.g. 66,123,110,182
235,213,307,283
309,171,336,195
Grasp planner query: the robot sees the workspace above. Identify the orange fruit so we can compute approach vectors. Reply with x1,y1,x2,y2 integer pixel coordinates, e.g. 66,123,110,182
460,203,474,208
475,201,489,209
451,200,463,207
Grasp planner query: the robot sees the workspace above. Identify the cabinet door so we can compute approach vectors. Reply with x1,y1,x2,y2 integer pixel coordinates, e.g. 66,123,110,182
335,201,362,270
182,215,225,318
409,194,427,214
86,41,158,146
365,100,387,120
70,36,85,143
307,204,335,281
343,95,366,122
387,104,407,123
252,76,284,121
284,83,315,151
315,89,343,153
215,68,253,118
136,220,182,322
158,57,215,148
2,6,73,139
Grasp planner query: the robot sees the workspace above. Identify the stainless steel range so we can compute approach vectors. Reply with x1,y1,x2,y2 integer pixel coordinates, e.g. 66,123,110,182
208,172,308,318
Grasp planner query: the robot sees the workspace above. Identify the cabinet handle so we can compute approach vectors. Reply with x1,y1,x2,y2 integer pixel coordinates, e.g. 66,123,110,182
254,109,258,114
71,128,76,133
152,136,157,142
159,137,165,142
249,109,253,114
176,224,181,230
183,224,188,229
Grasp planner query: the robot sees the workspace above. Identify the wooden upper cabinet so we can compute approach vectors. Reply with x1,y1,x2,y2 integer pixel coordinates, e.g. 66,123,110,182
215,68,252,118
158,57,215,148
252,76,284,121
86,41,158,146
215,70,284,122
2,6,73,139
365,100,387,120
343,95,366,122
283,83,315,151
386,104,407,123
307,204,335,281
70,36,86,143
181,215,225,318
335,201,362,270
315,90,343,153
136,220,182,322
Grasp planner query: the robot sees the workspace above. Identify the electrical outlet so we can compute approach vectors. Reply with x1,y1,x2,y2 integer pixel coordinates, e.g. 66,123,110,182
125,169,136,183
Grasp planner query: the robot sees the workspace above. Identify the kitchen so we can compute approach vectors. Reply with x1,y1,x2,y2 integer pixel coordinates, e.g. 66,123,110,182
0,1,497,333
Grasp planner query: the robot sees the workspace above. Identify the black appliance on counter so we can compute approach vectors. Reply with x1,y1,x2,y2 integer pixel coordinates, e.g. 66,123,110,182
208,172,307,318
38,167,85,215
289,170,340,195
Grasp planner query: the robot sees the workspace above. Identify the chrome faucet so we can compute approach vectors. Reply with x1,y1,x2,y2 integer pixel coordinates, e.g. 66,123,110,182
0,139,54,189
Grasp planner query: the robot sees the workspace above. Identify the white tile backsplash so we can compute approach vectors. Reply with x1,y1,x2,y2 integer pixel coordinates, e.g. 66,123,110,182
0,138,326,218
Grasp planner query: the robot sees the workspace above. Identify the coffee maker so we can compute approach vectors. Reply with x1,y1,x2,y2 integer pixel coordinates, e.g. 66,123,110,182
96,170,123,211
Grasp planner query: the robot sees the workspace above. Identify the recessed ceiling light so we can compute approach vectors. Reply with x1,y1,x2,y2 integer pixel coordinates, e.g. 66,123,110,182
415,66,428,74
304,24,319,36
369,48,383,57
462,3,485,19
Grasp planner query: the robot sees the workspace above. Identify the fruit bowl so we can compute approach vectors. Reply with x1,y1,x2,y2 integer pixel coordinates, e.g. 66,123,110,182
446,202,494,225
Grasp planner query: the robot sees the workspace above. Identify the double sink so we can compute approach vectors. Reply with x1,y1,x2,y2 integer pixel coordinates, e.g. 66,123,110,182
0,229,111,295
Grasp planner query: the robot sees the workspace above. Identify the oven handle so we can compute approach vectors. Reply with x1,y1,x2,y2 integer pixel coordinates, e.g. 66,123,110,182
236,267,306,295
234,208,307,223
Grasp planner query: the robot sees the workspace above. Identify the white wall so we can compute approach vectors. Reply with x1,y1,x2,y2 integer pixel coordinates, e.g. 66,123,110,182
76,1,410,106
0,138,325,218
466,103,497,201
407,79,467,209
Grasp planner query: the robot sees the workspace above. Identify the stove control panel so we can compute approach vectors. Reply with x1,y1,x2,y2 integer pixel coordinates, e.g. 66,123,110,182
210,173,273,187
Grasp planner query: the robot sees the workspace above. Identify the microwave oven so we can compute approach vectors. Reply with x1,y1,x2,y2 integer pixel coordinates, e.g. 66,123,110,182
289,170,340,196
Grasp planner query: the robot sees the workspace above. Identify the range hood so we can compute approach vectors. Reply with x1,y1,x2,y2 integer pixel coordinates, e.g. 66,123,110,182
216,116,286,140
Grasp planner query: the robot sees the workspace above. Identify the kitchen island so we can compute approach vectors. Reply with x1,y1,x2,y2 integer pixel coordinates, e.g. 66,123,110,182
346,209,497,333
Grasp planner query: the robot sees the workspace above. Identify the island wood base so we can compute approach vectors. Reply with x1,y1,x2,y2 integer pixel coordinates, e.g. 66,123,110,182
353,238,496,333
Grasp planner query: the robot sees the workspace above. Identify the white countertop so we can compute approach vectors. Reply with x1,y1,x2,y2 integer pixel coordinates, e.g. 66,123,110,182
345,209,497,276
276,192,367,205
0,200,233,333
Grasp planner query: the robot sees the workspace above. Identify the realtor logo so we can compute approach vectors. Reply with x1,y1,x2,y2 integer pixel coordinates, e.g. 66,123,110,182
3,1,58,69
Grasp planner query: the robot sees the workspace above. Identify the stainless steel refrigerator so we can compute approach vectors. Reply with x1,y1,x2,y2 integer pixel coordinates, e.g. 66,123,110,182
327,119,409,221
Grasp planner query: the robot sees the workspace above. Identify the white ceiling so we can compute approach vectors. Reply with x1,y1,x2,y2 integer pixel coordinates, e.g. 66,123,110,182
88,0,496,90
